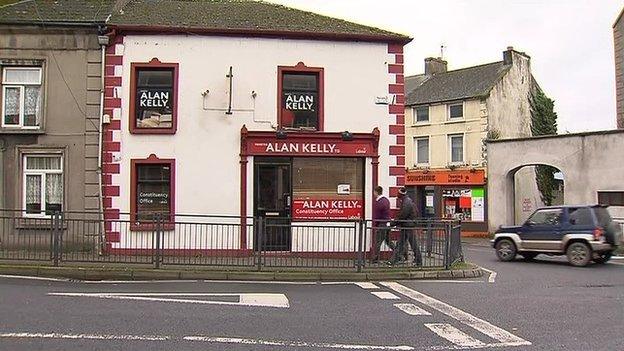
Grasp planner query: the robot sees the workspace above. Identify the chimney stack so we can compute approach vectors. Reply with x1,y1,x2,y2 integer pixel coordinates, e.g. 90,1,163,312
503,46,514,65
424,57,447,76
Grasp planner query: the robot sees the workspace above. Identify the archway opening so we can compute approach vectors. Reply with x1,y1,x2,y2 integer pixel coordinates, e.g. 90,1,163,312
511,164,564,225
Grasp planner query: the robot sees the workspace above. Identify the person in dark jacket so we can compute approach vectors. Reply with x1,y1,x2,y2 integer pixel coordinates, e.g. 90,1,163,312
390,187,422,266
371,186,395,263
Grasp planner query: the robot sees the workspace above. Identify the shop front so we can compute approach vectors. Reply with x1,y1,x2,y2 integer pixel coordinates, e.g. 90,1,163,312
241,126,379,252
406,169,487,236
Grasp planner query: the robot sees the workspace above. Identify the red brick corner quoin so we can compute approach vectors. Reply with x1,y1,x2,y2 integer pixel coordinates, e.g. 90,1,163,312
387,43,406,207
103,34,124,251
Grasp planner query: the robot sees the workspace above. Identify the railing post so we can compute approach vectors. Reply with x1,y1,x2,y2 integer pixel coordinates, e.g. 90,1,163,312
426,219,433,257
255,216,263,272
444,221,451,270
356,220,364,273
154,213,161,269
52,211,61,267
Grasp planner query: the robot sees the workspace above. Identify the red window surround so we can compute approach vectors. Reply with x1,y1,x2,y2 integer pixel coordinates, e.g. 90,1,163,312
130,154,176,231
129,58,179,134
277,62,324,131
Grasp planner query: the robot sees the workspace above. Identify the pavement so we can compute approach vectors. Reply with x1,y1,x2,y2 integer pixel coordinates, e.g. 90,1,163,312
0,242,622,350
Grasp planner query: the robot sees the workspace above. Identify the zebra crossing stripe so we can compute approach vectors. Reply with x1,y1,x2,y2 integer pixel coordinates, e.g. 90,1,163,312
424,323,486,348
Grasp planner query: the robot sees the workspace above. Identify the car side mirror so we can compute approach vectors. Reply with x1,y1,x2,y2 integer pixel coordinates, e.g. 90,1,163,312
525,221,535,227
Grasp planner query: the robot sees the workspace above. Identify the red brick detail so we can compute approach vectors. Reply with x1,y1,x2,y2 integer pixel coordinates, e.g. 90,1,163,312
389,84,404,94
103,197,112,208
106,55,123,66
396,176,405,186
103,141,121,152
389,145,405,155
108,119,121,130
104,208,120,220
104,221,112,231
102,152,113,163
395,114,405,125
104,87,115,98
105,97,121,108
389,104,404,114
102,174,112,185
395,54,404,64
103,130,113,142
396,135,405,145
389,166,405,176
102,163,120,174
396,74,404,84
103,186,120,197
388,64,404,74
389,124,404,135
395,94,405,104
104,77,121,87
388,44,404,54
106,45,117,55
105,66,116,76
396,156,405,166
106,232,121,242
389,186,401,197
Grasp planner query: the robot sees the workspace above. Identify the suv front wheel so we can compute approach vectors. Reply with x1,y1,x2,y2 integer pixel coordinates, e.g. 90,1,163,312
495,239,517,262
566,242,592,267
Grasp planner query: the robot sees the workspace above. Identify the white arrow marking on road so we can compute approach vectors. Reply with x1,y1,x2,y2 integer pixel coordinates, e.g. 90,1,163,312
479,267,497,283
394,303,431,316
381,282,530,346
183,336,415,350
424,323,486,348
47,292,289,308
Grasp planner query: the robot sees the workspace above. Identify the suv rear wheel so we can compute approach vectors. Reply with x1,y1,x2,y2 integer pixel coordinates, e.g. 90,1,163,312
566,242,592,267
495,239,516,262
593,251,613,264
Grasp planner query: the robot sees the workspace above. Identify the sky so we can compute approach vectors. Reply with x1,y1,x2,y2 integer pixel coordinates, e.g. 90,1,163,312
267,0,623,133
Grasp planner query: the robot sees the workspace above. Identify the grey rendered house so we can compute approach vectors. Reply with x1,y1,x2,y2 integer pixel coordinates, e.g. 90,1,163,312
0,1,108,218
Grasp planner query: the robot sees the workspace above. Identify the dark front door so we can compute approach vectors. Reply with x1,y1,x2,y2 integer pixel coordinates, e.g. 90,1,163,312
254,159,292,251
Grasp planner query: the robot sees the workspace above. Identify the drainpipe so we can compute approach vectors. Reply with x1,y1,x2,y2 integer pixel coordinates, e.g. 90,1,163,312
97,32,109,254
0,138,5,210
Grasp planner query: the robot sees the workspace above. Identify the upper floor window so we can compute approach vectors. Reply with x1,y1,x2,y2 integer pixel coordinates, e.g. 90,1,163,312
130,59,178,134
449,134,464,164
448,102,464,120
414,105,429,123
2,67,42,129
278,63,324,131
23,154,63,217
415,137,429,165
597,191,624,206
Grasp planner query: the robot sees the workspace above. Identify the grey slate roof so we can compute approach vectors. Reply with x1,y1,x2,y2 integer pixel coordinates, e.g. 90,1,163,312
405,61,511,106
0,0,411,43
0,0,114,25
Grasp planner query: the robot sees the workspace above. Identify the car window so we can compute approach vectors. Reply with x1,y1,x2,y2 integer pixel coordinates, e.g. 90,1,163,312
527,209,563,226
568,208,594,226
593,207,613,227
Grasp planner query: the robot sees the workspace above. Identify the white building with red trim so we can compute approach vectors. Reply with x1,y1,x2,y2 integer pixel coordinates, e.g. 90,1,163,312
101,0,410,253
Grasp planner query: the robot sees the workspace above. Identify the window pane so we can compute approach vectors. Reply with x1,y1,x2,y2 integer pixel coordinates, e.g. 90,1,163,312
4,68,41,84
3,87,20,125
568,208,593,226
136,164,171,220
45,173,63,215
24,86,41,127
25,174,42,214
415,106,429,122
26,156,61,170
281,73,319,130
528,209,562,225
417,138,429,164
451,135,463,163
449,104,463,118
135,69,174,129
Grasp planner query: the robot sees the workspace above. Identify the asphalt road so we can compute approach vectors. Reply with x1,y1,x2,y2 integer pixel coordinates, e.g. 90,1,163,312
0,243,622,351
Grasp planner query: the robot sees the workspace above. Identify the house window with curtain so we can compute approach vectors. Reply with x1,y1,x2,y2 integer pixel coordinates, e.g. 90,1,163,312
23,155,63,216
449,134,464,164
415,137,429,165
2,67,43,129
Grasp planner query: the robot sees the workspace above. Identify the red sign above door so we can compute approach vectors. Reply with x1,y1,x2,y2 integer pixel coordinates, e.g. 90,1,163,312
292,199,363,220
241,127,379,157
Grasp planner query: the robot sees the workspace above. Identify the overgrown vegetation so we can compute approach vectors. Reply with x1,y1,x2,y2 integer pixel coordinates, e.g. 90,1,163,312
530,88,559,206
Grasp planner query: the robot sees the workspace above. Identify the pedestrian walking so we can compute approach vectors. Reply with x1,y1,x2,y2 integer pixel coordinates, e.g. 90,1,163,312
371,186,395,263
390,187,422,266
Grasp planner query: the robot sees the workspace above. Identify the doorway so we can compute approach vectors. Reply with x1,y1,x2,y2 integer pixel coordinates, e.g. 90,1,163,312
254,158,292,251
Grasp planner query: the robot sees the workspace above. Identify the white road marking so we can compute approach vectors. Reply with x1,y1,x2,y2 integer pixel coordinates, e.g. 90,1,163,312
83,280,199,284
413,280,483,284
611,256,624,260
0,332,168,341
479,267,497,283
355,282,379,289
424,323,485,348
48,292,289,308
394,303,431,316
381,282,530,346
0,274,72,282
183,336,415,350
371,291,400,300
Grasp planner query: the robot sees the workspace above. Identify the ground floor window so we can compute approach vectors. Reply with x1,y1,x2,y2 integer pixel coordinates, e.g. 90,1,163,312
442,187,485,221
23,154,63,216
131,157,175,226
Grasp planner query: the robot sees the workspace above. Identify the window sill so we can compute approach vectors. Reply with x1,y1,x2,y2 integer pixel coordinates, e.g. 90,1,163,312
444,119,465,124
129,128,177,135
410,122,431,127
0,129,45,134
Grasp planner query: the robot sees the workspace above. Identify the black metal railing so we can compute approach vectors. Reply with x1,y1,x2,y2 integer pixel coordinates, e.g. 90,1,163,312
0,209,463,271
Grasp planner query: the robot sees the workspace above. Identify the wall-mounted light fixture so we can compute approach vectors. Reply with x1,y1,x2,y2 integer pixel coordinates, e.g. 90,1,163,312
341,131,353,141
276,129,288,140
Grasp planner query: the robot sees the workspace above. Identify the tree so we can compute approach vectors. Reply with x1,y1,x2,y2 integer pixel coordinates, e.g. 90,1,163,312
530,88,559,206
